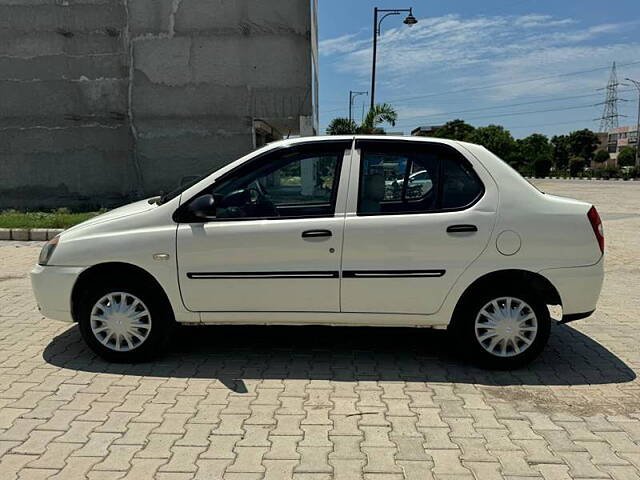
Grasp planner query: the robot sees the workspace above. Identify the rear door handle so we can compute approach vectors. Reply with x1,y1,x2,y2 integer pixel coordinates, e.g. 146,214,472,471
446,224,478,233
301,229,332,238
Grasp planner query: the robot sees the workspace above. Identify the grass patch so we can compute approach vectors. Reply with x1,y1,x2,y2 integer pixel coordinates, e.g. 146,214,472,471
0,209,105,229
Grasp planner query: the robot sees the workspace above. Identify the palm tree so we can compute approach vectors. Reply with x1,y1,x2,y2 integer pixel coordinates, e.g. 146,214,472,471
326,118,358,135
325,103,398,135
359,103,397,134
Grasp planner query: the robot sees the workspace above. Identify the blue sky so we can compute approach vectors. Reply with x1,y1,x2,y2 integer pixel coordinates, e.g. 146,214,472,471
317,0,640,138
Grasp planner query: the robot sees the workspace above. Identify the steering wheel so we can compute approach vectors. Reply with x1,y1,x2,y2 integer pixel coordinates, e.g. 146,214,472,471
246,187,279,217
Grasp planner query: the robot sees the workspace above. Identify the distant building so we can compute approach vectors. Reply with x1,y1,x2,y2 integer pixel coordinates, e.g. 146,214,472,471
411,125,444,136
607,126,638,156
593,125,638,167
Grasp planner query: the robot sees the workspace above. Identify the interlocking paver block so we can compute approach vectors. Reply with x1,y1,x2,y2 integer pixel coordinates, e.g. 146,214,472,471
135,433,181,459
263,459,298,480
264,435,301,460
329,435,364,460
561,451,612,478
48,457,102,480
72,432,120,457
160,445,206,472
93,445,141,471
463,461,503,480
330,458,365,480
295,446,332,473
227,446,268,473
424,448,469,476
12,430,62,455
362,446,402,474
201,435,242,460
194,459,233,479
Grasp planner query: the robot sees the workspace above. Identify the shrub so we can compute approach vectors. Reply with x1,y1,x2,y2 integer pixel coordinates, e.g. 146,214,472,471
533,159,552,178
569,157,586,177
594,150,610,163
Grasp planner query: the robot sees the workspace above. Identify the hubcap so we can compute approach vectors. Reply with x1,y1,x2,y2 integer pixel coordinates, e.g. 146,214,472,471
474,297,538,358
90,292,152,352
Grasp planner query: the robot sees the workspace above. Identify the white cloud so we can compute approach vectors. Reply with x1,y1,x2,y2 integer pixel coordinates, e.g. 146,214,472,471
320,13,639,92
320,12,640,136
318,32,367,56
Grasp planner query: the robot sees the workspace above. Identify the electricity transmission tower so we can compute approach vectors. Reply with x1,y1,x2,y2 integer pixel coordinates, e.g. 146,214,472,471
598,62,623,132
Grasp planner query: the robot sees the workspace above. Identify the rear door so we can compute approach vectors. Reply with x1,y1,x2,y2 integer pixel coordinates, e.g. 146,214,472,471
340,139,497,314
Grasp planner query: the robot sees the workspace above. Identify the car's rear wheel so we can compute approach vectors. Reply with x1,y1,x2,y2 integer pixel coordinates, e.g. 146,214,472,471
78,282,173,362
451,290,550,369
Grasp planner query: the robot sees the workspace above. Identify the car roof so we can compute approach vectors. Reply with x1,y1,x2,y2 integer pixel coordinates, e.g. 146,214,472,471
268,135,465,149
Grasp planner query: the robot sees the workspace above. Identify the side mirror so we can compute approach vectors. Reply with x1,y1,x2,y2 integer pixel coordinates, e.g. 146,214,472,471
188,194,216,219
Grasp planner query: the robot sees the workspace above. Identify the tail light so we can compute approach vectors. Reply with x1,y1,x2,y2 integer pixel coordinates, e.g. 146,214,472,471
587,206,604,254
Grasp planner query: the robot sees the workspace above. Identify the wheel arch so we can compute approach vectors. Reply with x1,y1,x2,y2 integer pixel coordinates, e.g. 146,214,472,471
71,262,174,323
450,269,561,326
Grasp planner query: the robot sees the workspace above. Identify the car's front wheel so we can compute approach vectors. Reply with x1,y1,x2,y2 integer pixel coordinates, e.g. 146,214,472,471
77,282,174,362
451,291,550,369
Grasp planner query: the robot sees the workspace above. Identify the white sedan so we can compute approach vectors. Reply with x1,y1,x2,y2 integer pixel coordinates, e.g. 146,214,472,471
31,136,604,368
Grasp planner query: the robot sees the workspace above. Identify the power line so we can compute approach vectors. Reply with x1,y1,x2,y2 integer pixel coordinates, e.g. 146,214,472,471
395,89,634,122
319,60,640,114
386,60,640,105
393,102,600,129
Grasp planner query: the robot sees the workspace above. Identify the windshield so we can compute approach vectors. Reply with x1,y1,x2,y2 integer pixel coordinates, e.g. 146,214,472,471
157,170,215,205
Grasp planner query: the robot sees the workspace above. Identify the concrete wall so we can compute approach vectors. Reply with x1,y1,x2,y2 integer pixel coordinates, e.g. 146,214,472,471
0,0,316,210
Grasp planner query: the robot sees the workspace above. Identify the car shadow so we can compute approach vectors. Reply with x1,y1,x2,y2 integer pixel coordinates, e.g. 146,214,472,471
43,322,635,393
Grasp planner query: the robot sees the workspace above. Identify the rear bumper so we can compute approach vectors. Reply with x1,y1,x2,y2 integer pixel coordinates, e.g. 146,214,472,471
539,257,604,317
30,264,85,323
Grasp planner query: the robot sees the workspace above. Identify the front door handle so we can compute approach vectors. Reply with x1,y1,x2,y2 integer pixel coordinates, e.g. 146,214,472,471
447,224,478,233
302,229,332,238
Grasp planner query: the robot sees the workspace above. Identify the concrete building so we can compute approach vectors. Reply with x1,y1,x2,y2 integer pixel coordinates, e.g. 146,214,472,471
606,126,638,156
592,126,638,167
1,0,318,209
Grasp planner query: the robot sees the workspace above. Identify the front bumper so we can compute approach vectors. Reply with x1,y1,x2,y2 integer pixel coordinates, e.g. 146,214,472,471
30,264,85,322
539,257,604,317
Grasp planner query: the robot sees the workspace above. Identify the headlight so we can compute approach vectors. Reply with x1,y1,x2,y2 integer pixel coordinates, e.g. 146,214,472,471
38,236,59,266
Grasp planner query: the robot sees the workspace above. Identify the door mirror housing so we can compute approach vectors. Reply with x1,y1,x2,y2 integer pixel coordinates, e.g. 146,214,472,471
188,194,216,219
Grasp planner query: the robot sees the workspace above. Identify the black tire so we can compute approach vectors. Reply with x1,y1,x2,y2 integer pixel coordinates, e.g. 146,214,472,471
77,280,174,362
449,289,550,369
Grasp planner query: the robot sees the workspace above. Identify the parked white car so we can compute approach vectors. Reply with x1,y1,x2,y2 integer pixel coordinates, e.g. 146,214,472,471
31,136,605,368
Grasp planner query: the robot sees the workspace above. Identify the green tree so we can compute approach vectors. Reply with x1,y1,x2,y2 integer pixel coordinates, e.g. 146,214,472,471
533,159,552,178
617,146,637,167
551,135,570,170
567,129,600,162
431,119,475,141
518,133,552,163
359,103,398,134
593,150,610,164
326,118,358,135
326,103,397,135
467,125,517,160
569,156,586,177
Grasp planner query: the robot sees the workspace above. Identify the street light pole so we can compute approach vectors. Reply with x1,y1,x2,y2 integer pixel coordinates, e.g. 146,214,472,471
625,78,640,167
370,7,417,112
349,90,368,123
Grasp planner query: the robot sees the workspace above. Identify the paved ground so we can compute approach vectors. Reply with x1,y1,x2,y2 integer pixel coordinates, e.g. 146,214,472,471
0,179,639,480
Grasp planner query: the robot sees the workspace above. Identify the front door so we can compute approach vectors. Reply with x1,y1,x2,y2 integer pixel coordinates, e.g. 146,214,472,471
176,140,352,312
340,139,497,315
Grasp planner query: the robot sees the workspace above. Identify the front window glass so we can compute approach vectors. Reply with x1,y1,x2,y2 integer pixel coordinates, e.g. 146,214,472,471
209,147,344,219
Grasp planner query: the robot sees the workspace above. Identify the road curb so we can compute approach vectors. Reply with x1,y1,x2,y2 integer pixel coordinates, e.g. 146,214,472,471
0,228,63,241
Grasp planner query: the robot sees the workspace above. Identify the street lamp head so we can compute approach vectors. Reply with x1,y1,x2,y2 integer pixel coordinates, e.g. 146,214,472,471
403,11,418,27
